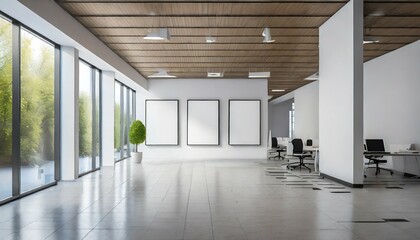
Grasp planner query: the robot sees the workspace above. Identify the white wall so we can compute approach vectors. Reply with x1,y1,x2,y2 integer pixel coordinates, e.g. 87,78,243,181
364,40,420,175
319,0,364,185
294,81,319,141
101,71,115,167
137,78,268,161
269,98,293,137
60,47,79,180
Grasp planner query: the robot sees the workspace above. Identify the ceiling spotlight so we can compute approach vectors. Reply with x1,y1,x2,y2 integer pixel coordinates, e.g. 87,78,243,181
144,28,170,41
262,27,275,43
249,71,270,78
272,89,285,92
363,37,379,44
206,36,216,43
148,70,176,78
305,72,319,81
207,72,223,78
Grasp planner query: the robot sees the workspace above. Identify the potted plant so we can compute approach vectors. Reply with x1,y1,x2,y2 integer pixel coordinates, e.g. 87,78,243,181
129,120,146,163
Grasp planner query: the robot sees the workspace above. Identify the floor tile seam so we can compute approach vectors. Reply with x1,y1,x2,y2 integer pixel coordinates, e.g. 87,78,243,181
53,193,126,234
43,225,91,240
0,220,36,239
335,221,369,240
204,162,215,240
181,165,195,240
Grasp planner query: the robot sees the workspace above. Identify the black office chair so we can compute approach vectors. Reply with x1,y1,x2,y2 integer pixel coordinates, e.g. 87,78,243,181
268,137,281,159
287,138,312,172
364,139,393,176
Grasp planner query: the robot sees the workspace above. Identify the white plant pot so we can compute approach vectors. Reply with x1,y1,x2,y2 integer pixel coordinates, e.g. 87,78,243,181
132,152,143,164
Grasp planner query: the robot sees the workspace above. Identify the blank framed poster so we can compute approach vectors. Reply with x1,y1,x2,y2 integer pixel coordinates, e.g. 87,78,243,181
145,100,179,146
187,100,220,146
228,99,261,146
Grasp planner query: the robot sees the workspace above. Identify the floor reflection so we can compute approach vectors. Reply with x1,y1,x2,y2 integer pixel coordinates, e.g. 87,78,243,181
1,158,420,240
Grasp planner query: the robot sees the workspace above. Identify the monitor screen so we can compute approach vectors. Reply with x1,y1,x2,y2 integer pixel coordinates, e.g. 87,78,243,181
366,139,386,152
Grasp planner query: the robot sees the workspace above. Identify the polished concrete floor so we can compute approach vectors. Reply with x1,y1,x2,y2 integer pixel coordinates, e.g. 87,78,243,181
1,158,420,240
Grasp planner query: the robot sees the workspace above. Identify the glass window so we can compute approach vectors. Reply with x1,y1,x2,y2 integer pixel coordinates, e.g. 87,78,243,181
20,28,56,193
78,61,93,174
94,69,100,168
114,82,121,161
114,82,135,162
0,16,13,199
122,86,128,158
289,102,295,139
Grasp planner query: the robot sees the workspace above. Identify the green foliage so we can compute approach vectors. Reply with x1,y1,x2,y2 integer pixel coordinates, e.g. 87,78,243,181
129,120,146,152
0,22,55,166
79,94,92,157
19,31,55,166
0,20,13,165
114,104,121,150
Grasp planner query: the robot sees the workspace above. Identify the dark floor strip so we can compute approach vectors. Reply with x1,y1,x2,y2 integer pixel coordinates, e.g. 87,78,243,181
383,218,410,222
330,191,351,193
286,183,313,186
339,220,385,223
282,180,308,182
385,186,404,189
324,187,345,189
312,187,321,190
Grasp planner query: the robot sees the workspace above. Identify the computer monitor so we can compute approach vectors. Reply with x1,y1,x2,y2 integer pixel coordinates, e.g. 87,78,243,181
365,139,386,152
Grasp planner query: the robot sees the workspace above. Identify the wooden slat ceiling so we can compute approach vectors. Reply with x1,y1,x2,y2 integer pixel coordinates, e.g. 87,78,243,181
56,0,420,98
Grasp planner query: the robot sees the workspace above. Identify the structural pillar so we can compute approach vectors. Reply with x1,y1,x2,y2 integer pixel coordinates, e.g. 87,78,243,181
319,0,364,186
101,71,115,167
60,46,79,180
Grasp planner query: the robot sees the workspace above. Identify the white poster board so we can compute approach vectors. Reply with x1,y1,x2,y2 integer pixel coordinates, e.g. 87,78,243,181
229,100,261,146
145,100,179,145
187,100,219,146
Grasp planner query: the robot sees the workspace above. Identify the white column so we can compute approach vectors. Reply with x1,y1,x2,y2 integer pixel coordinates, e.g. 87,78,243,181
60,47,79,180
101,71,115,167
319,0,364,186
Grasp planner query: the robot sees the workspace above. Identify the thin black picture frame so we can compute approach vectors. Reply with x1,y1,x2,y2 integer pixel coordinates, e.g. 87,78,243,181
145,99,179,146
228,99,261,146
187,99,220,146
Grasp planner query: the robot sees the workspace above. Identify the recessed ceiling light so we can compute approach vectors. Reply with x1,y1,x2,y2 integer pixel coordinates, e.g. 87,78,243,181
206,36,216,43
249,71,270,78
272,89,285,92
262,27,275,43
148,70,176,78
363,40,380,44
305,72,319,81
207,72,223,78
144,28,170,41
363,37,379,44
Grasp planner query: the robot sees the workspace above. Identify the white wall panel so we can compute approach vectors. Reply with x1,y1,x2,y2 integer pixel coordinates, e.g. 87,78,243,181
229,100,261,145
145,100,179,146
187,100,219,145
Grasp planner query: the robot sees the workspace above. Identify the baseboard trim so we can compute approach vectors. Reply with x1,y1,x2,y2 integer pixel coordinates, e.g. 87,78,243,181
320,173,364,188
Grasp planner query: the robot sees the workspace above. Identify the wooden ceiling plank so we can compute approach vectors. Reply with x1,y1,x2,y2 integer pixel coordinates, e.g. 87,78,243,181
59,2,346,16
76,16,330,28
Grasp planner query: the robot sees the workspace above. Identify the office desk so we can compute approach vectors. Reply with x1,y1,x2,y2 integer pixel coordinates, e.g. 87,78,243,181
364,152,420,176
303,147,319,172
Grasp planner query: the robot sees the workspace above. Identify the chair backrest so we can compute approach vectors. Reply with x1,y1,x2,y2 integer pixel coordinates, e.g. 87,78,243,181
366,139,386,152
306,139,313,146
271,137,278,148
292,138,304,154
